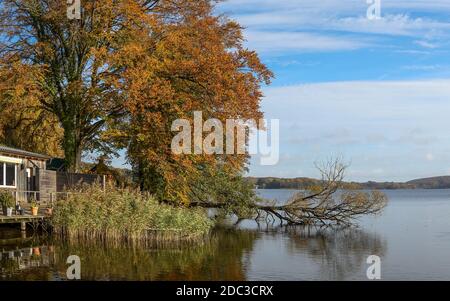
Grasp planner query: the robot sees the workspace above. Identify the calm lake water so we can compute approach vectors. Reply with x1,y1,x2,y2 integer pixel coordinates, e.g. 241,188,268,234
1,189,450,280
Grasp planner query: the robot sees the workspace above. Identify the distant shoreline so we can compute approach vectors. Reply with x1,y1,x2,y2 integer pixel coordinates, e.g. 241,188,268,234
247,175,450,190
254,187,449,190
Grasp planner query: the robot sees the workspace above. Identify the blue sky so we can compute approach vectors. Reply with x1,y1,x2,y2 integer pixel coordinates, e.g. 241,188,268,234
212,0,450,182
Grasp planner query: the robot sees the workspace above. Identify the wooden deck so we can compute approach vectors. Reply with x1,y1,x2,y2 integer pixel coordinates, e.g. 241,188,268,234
0,214,47,224
0,210,50,232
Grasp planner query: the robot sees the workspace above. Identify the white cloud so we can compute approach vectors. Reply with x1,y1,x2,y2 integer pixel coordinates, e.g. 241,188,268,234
372,168,384,174
236,13,450,38
402,64,442,71
249,79,450,180
217,1,450,180
220,0,450,36
394,49,433,55
244,31,369,53
263,79,450,123
414,40,440,49
218,1,450,54
331,15,450,37
220,0,450,14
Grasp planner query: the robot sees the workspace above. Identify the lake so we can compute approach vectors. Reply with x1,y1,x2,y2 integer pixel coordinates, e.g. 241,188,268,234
1,189,450,280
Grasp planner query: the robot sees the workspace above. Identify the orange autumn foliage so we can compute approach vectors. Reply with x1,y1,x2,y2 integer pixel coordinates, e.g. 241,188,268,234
0,0,272,204
109,1,272,204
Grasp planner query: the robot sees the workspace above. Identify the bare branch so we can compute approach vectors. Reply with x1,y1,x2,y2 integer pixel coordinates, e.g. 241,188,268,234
188,157,388,227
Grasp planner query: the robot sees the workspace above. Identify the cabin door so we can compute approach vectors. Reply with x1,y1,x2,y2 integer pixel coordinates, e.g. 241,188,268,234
26,168,36,191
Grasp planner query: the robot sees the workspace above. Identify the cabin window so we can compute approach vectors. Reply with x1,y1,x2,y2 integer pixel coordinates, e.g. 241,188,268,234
0,162,17,188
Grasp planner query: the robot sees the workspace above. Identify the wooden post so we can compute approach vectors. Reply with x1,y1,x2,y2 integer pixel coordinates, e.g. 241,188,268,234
102,175,106,191
21,221,26,232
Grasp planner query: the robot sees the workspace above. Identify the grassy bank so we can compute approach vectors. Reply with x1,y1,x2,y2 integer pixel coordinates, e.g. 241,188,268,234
51,186,213,243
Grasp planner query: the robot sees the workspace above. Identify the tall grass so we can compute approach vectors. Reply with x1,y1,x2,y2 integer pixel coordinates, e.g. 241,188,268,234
51,185,213,244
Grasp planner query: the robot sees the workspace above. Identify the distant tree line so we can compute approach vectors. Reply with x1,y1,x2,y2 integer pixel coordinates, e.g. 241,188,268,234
247,176,450,190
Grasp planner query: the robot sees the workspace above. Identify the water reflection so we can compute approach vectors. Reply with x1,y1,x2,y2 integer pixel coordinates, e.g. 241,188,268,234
0,225,386,280
0,233,56,280
282,227,386,280
52,229,259,281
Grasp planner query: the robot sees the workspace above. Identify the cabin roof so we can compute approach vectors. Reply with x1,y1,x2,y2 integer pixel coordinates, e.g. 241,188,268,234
0,145,51,160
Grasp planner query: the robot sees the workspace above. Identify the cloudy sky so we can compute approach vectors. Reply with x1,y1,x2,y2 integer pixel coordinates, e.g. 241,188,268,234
214,0,450,181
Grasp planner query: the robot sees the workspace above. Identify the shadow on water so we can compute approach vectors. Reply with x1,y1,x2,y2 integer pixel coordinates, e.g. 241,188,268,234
281,226,386,280
0,225,386,280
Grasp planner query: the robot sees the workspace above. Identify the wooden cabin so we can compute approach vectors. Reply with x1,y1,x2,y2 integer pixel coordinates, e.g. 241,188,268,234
0,145,104,205
0,145,50,201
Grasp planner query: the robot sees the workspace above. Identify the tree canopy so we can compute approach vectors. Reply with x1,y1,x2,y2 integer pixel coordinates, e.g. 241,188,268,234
0,0,272,203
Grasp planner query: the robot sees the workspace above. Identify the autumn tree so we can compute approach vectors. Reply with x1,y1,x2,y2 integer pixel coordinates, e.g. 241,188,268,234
0,61,63,156
0,0,162,171
105,0,273,203
0,0,271,197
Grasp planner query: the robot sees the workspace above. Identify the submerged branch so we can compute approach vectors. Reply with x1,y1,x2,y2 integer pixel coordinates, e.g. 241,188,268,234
189,158,388,227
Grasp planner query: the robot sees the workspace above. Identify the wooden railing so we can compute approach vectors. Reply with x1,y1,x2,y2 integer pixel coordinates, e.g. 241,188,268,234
8,190,45,206
7,190,76,207
7,190,104,208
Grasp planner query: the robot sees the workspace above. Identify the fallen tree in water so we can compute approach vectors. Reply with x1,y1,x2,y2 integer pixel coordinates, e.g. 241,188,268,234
188,158,388,227
52,160,386,241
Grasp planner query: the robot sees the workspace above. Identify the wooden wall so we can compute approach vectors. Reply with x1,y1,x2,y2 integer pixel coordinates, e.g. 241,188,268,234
38,170,103,203
37,169,57,203
55,172,102,191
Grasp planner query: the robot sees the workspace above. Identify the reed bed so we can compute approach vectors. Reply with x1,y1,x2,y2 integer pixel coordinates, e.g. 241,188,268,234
51,185,213,244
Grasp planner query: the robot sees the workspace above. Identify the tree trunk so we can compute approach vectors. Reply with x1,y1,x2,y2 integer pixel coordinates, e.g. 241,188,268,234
61,117,83,172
